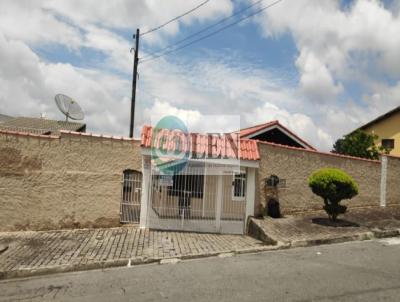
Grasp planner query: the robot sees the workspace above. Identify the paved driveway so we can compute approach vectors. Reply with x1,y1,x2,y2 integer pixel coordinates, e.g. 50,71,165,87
0,227,265,279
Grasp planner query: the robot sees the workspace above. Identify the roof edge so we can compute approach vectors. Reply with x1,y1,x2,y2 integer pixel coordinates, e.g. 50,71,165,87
59,130,140,142
352,106,400,133
0,129,59,139
241,121,316,151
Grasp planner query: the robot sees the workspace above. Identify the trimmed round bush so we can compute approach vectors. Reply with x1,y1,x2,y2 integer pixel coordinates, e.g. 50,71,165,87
308,168,359,221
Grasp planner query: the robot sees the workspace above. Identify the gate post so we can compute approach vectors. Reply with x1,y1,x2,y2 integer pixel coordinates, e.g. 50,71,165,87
245,167,256,219
215,172,223,232
140,156,151,228
380,155,388,207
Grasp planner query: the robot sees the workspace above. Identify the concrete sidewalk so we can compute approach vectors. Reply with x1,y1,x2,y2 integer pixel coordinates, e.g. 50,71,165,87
250,206,400,247
0,227,269,280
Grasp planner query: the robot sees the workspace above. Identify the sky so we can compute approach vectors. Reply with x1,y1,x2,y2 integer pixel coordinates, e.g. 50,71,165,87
1,0,400,151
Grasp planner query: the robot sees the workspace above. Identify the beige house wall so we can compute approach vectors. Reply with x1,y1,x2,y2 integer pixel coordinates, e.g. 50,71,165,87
0,132,142,231
256,143,383,215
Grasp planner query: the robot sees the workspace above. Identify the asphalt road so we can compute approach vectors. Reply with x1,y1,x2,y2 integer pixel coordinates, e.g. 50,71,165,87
1,238,400,302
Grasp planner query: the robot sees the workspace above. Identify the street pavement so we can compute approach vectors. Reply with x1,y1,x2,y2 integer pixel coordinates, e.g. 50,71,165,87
1,238,400,301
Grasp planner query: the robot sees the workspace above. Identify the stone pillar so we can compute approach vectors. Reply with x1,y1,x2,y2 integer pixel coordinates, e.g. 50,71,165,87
215,173,223,232
140,156,151,228
380,155,388,207
245,167,256,219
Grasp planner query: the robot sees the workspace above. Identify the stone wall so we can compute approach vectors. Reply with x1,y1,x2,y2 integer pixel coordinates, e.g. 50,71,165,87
0,131,142,231
256,142,383,216
3,129,400,232
386,155,400,206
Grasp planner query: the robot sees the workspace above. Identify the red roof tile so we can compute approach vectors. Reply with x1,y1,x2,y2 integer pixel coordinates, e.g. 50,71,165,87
141,125,260,161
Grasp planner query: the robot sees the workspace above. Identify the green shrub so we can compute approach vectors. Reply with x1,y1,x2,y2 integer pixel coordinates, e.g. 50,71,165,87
308,168,359,221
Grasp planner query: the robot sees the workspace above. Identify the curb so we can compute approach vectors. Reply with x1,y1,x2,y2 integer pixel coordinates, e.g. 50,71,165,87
289,232,375,248
0,259,129,280
0,244,279,281
371,228,400,238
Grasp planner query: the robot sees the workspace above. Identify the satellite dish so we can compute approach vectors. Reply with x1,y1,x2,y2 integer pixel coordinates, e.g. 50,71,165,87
55,94,84,121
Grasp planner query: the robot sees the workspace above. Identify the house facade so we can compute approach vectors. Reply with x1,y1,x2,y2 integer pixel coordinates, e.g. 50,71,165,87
352,106,400,156
138,125,259,234
0,115,86,135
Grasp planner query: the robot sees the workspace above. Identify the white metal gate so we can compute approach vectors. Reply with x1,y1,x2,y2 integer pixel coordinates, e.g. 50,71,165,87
120,170,142,223
146,163,246,234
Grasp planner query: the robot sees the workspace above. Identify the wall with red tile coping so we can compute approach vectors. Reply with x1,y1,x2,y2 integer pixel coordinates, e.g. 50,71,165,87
255,142,385,216
2,129,400,231
0,131,142,231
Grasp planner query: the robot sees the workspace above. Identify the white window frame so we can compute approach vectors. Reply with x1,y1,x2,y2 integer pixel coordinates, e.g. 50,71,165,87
232,169,246,201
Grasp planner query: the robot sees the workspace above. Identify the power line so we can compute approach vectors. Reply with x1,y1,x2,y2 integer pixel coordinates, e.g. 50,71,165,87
140,0,211,36
140,0,284,64
141,0,266,60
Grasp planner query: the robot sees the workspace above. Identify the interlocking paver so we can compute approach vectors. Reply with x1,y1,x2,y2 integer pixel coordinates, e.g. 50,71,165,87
252,206,400,244
0,227,264,276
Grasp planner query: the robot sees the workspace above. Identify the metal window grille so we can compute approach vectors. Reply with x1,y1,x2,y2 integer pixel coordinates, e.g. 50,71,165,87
120,170,142,223
232,173,246,200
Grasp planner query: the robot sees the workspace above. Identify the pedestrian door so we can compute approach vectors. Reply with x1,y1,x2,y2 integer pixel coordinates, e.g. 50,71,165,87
120,170,142,223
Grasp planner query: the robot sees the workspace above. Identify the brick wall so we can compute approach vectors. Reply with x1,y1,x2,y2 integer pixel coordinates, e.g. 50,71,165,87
256,142,383,216
0,131,142,231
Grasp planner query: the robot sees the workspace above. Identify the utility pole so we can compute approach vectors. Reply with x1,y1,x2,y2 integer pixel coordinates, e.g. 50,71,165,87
129,28,140,138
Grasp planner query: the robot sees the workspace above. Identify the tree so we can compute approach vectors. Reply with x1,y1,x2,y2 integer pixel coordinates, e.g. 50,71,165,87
332,130,382,160
308,168,359,222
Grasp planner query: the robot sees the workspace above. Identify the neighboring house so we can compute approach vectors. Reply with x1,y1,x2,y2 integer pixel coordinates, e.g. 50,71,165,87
237,120,316,150
0,114,13,123
0,116,86,135
352,106,400,156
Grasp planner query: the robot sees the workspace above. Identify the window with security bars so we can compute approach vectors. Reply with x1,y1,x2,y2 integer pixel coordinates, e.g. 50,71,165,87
232,172,246,201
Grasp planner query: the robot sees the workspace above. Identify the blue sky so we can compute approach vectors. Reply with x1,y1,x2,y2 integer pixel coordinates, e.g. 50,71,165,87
1,0,400,150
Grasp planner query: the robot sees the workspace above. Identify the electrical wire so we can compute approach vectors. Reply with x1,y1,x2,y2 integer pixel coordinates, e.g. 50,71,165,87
141,0,266,60
140,0,211,36
140,0,283,64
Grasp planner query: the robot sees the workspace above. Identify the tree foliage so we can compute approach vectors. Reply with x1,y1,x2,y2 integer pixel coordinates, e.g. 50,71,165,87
332,130,383,160
308,168,359,221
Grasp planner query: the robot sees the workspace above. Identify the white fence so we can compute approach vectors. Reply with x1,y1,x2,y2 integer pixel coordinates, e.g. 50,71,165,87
145,163,246,234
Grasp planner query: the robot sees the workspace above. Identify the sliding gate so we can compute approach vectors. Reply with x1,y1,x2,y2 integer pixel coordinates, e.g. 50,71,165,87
146,164,246,234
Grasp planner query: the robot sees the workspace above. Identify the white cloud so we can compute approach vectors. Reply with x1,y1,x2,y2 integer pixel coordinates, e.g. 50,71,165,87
1,0,400,152
43,0,233,43
0,32,130,135
296,50,343,102
259,0,400,78
0,0,82,48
